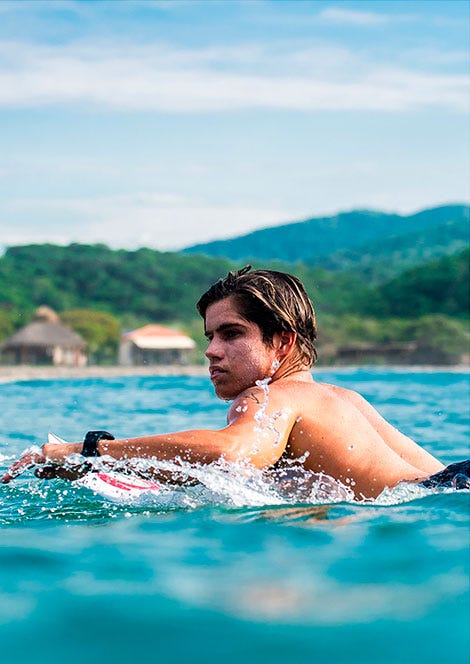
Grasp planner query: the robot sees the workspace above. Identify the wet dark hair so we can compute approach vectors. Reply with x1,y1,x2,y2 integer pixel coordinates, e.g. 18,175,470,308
197,266,317,367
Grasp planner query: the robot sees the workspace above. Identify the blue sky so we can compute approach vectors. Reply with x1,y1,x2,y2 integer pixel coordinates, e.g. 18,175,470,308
0,0,468,250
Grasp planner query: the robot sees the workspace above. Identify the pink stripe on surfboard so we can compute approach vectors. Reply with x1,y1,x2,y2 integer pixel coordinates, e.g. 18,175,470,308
95,472,161,492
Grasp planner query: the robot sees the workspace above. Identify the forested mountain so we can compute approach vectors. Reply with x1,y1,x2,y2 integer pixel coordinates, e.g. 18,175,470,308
0,244,232,324
0,242,467,326
0,243,368,325
0,241,467,364
363,248,470,318
183,205,469,277
315,218,469,283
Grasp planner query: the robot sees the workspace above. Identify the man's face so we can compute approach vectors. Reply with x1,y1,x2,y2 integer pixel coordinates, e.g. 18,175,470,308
204,295,278,400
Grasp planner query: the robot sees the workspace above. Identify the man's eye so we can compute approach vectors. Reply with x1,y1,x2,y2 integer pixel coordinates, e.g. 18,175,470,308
223,330,240,340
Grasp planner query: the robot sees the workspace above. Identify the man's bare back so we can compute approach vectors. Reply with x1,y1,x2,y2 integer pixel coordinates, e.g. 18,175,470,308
227,373,444,499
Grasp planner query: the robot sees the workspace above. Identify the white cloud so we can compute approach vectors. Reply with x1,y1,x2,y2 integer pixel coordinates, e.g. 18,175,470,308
318,7,390,26
0,40,467,113
0,193,299,250
3,188,464,252
317,5,468,31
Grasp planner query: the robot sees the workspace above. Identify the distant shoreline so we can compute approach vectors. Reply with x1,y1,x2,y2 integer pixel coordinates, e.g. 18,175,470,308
0,365,208,384
0,363,468,385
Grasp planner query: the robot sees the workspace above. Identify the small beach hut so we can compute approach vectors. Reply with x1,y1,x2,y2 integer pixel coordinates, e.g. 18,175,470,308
1,306,87,366
119,324,196,366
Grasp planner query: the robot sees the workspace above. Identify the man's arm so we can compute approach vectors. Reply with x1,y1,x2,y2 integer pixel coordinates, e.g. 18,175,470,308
1,386,291,483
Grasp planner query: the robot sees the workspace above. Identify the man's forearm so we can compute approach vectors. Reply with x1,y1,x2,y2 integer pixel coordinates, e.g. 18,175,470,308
97,430,236,465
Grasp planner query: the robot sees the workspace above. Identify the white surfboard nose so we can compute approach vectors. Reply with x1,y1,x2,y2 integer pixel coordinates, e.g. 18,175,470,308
48,432,68,445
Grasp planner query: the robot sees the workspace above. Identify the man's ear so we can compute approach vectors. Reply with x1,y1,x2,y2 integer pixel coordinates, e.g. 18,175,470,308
277,330,297,358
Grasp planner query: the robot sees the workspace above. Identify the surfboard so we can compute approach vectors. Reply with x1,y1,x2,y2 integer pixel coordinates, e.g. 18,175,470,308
75,469,164,504
48,433,168,505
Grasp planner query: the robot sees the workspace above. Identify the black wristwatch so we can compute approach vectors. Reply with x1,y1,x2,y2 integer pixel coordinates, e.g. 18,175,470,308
81,430,115,457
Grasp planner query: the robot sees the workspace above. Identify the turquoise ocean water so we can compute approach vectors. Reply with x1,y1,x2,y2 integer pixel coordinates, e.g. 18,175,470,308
0,369,469,663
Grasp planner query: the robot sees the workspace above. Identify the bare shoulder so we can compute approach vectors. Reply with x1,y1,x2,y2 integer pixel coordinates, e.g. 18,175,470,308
274,378,348,405
227,377,308,423
322,382,394,419
321,382,360,400
226,384,269,424
226,373,345,424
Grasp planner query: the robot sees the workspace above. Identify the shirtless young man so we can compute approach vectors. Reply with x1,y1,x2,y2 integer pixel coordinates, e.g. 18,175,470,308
1,266,450,499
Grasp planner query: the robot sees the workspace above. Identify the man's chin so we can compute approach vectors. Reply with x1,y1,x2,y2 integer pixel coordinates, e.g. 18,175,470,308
213,382,237,401
214,389,235,401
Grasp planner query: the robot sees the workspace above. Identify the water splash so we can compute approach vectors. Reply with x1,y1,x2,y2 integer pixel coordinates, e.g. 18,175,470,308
88,452,470,509
1,451,468,526
374,481,437,505
2,430,468,521
252,377,283,450
90,451,360,507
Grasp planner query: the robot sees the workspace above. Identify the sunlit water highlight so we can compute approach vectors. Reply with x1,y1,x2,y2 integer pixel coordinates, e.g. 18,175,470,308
0,369,469,663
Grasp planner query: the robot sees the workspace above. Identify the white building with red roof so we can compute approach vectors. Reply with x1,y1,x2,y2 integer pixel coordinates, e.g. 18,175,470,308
118,324,196,366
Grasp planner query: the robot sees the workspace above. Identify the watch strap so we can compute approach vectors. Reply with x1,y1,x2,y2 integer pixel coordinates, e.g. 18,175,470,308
81,430,115,457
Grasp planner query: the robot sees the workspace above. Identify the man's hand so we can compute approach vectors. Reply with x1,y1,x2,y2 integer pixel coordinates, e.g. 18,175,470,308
1,441,84,484
1,446,45,483
34,461,91,481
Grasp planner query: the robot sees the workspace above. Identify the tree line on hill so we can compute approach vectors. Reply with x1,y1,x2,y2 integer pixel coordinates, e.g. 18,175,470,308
0,241,468,364
183,204,469,273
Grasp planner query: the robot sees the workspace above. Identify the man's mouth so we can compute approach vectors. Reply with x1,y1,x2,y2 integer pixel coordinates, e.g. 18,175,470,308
209,366,226,380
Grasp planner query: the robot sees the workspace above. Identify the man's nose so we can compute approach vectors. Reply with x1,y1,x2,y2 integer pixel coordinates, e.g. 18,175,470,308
205,337,222,360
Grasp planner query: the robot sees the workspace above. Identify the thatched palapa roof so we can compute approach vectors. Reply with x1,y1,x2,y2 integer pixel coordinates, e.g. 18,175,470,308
2,307,85,349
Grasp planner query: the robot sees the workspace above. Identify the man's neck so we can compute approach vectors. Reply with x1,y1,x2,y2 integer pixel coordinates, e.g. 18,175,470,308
272,364,313,384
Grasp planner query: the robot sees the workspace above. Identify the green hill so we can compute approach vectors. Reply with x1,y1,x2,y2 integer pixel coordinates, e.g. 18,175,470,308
0,244,234,325
363,248,470,318
0,242,467,364
315,218,469,283
183,205,469,279
0,243,369,326
0,241,467,326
